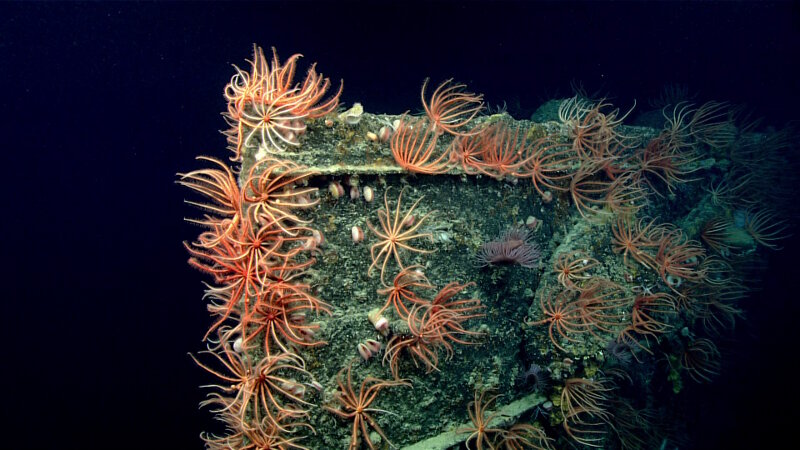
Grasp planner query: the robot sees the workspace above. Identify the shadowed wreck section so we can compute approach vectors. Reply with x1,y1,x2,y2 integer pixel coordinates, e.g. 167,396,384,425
180,45,797,449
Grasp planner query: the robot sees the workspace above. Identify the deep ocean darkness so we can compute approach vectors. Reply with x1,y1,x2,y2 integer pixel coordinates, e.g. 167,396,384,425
1,2,798,449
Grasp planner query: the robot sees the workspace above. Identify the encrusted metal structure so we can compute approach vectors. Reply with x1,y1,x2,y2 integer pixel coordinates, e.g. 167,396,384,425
181,45,793,450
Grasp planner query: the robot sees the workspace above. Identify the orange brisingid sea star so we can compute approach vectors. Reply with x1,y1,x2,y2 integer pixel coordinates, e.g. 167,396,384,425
366,187,435,284
323,363,410,450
